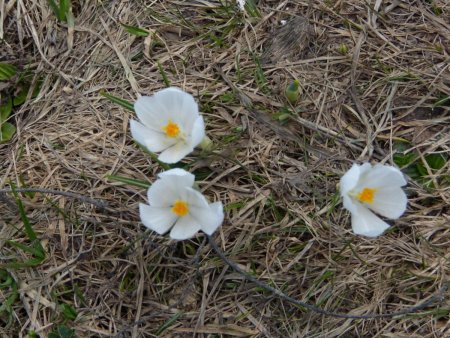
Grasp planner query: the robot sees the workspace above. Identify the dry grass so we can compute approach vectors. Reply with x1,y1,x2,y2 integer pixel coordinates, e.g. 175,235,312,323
0,0,449,337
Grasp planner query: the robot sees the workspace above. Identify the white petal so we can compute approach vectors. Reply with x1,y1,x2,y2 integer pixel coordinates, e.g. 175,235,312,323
173,109,199,135
359,162,372,175
155,87,198,115
169,215,201,240
148,170,196,207
350,204,390,237
340,163,361,196
359,164,406,189
154,88,199,129
184,187,209,208
147,179,179,207
130,120,151,147
199,202,224,235
158,142,194,163
183,188,223,235
342,195,358,214
158,168,195,183
134,95,167,130
369,187,407,219
189,205,220,234
130,120,175,152
139,204,177,234
190,116,205,148
135,88,200,136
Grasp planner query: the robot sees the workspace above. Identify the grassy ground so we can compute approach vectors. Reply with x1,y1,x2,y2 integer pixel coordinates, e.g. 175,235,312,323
0,0,449,337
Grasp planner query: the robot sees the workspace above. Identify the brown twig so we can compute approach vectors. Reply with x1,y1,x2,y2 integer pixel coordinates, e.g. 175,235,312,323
0,188,109,209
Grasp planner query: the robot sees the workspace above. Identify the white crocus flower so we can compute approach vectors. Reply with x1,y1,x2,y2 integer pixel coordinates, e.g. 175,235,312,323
139,168,224,240
130,87,205,164
237,0,246,11
340,163,407,237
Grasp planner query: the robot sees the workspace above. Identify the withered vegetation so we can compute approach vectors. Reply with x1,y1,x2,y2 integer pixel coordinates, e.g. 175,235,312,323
0,0,449,337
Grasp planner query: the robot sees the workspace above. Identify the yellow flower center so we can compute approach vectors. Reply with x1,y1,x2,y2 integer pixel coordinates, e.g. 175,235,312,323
171,200,189,217
162,121,180,138
357,187,377,204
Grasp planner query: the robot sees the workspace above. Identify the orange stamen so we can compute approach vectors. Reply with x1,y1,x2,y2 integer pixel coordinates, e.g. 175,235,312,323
357,187,377,204
163,121,180,138
171,200,189,217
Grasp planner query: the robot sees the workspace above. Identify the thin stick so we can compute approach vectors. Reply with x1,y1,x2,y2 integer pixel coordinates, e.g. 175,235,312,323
0,188,109,209
207,235,448,319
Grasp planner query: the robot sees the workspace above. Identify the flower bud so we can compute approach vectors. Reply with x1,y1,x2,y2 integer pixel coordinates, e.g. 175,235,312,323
285,80,300,105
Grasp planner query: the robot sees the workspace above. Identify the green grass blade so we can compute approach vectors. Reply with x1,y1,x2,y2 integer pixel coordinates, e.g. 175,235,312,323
0,122,16,143
13,190,37,241
157,61,171,87
13,83,31,106
1,257,45,269
100,91,134,111
121,23,150,37
433,95,449,107
0,269,18,319
60,0,71,21
2,187,47,269
244,0,261,17
0,63,17,80
0,96,13,121
106,175,151,189
7,240,40,255
47,0,62,20
252,53,268,93
155,312,183,336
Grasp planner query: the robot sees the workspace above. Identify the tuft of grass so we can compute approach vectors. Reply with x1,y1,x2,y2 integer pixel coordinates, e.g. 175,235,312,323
393,141,448,188
2,189,46,269
0,66,41,143
48,0,72,22
251,52,269,93
48,325,75,338
0,269,18,327
243,0,261,18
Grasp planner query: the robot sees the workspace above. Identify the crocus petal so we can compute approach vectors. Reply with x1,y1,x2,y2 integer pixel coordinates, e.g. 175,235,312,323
155,87,198,116
342,195,358,214
184,188,223,235
170,215,201,240
199,202,224,235
184,187,210,208
130,120,151,148
134,96,167,130
189,204,222,234
351,204,391,237
158,168,195,185
237,0,246,11
147,179,180,208
190,116,205,148
130,120,176,152
359,162,372,176
134,88,204,162
158,142,194,164
153,87,199,129
139,204,177,234
147,170,196,207
369,187,407,219
359,164,406,189
340,164,360,195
